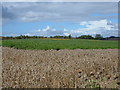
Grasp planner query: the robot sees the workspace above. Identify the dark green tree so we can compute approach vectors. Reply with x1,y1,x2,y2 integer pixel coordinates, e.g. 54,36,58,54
95,34,103,40
68,34,72,38
78,35,94,39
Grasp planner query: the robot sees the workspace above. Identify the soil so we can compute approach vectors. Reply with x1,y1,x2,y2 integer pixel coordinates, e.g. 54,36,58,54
2,47,119,88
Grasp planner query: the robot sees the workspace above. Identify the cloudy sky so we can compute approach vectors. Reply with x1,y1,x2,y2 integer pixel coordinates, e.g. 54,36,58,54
1,2,118,37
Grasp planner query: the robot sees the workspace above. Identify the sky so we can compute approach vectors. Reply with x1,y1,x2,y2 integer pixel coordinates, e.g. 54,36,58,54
1,2,119,37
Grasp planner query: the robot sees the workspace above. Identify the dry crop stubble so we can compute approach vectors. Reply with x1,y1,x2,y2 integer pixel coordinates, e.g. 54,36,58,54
2,47,119,88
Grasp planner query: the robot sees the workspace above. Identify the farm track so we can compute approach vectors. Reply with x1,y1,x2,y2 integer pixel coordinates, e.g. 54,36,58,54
2,47,119,88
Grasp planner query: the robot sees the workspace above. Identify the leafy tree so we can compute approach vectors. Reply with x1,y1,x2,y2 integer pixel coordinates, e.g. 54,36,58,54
109,36,116,38
68,34,72,38
95,34,103,40
78,35,94,39
50,36,53,38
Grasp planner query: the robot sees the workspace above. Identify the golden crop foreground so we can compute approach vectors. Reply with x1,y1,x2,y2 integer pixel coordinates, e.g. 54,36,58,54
2,47,119,88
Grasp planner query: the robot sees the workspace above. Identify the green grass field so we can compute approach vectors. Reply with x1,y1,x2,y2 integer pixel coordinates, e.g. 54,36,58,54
1,39,119,50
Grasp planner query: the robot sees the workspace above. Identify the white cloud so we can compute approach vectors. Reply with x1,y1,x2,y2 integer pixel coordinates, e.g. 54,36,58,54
80,22,88,26
64,19,118,37
23,33,32,36
43,26,50,31
64,33,69,36
64,28,68,32
35,26,64,36
80,19,115,31
30,20,118,37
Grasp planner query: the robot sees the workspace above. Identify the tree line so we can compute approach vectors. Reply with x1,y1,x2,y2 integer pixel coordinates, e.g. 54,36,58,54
1,34,120,40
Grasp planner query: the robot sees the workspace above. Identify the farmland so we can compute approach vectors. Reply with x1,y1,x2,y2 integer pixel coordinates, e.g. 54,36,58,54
2,47,119,88
1,1,119,89
1,38,119,50
1,38,119,88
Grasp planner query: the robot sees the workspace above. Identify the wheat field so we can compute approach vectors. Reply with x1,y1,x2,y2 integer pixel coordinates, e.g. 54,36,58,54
2,47,119,88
